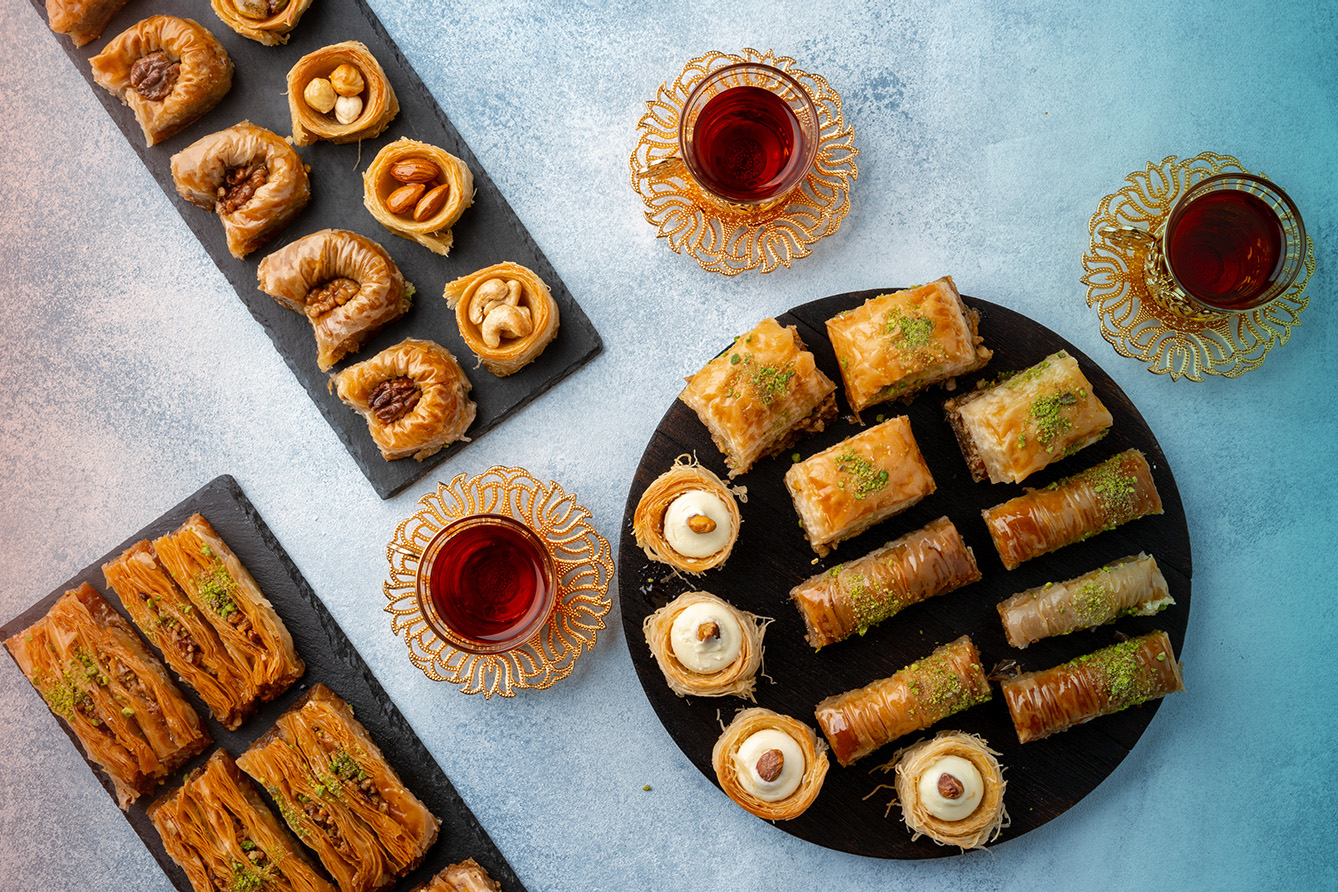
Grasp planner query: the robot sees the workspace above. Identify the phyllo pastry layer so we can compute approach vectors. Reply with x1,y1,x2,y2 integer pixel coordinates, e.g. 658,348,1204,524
212,0,315,46
149,750,336,892
153,514,305,702
410,859,502,892
237,684,441,892
784,415,936,555
679,318,838,478
826,277,991,413
46,0,129,47
5,584,211,807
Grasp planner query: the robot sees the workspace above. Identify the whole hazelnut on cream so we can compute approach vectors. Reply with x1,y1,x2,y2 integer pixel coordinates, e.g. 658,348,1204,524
669,601,742,674
916,754,983,821
733,729,805,801
662,490,731,558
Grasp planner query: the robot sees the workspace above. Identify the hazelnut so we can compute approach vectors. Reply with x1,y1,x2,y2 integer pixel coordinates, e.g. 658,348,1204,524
385,183,426,215
413,184,450,221
334,94,363,125
755,749,784,783
329,64,365,98
696,621,719,642
686,514,717,534
936,772,965,799
303,77,337,114
389,158,440,184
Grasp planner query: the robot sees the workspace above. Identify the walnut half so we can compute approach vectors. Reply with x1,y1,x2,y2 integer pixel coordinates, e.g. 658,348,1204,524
368,376,421,424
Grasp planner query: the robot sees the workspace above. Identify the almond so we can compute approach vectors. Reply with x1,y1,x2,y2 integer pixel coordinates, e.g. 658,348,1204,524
385,183,426,216
755,749,784,783
412,184,450,221
389,158,440,184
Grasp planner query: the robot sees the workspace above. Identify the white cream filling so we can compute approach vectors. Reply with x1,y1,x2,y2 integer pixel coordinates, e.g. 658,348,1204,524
916,754,983,821
663,490,732,559
732,729,805,802
669,601,743,674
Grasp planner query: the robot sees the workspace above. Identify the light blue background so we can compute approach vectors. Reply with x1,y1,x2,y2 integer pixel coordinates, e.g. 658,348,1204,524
1,1,1334,890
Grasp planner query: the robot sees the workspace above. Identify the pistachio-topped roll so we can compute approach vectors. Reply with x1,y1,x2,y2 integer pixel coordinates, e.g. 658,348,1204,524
643,592,768,700
712,708,829,821
633,456,742,574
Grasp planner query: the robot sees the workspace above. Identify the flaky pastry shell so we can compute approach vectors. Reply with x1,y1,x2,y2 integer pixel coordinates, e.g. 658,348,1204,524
632,456,741,573
334,338,476,461
886,730,1008,850
442,262,557,375
365,138,475,256
171,120,311,258
288,41,398,145
211,0,314,46
642,591,768,700
410,859,501,892
257,229,412,371
712,708,829,821
46,0,129,47
90,15,233,147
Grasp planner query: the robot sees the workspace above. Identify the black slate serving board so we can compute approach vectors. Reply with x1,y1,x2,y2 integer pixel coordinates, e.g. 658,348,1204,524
32,0,602,499
1,475,526,892
619,291,1192,859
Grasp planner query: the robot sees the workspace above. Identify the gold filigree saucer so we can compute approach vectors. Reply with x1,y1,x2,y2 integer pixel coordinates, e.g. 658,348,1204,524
383,466,612,698
1082,152,1314,381
630,48,860,276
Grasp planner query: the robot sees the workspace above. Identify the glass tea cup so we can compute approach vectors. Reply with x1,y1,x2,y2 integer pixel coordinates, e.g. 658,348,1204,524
413,513,557,655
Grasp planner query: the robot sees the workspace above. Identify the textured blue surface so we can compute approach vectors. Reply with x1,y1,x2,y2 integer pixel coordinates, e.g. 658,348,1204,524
1,1,1335,890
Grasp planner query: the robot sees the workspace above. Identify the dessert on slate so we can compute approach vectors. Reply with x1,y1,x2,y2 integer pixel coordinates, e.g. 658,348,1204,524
288,41,399,145
643,591,769,700
364,137,475,256
211,0,315,46
46,0,129,47
884,730,1008,850
633,455,741,574
443,262,560,375
712,708,830,821
411,860,502,892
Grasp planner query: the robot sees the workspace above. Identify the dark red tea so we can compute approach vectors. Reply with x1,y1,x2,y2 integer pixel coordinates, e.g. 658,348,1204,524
1167,189,1285,310
429,519,551,644
690,85,805,202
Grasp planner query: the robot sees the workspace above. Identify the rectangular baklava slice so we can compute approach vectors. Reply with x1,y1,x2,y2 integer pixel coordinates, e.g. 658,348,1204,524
149,750,336,892
826,277,991,413
679,318,838,477
238,684,441,892
153,514,304,702
5,584,211,807
784,415,936,555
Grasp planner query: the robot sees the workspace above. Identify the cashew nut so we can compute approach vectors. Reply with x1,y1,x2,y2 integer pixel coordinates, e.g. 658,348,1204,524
480,304,533,348
467,278,518,325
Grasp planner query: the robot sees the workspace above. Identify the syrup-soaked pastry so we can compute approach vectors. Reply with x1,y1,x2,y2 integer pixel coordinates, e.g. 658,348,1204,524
1001,630,1185,744
288,41,398,145
814,635,991,767
334,338,476,461
642,591,769,700
443,262,559,375
826,277,992,414
149,750,336,892
632,455,741,574
46,0,129,47
211,0,314,46
790,517,980,648
680,318,838,478
785,415,936,556
171,121,311,259
257,229,412,371
90,16,233,147
153,514,305,702
712,708,829,821
944,350,1113,485
103,541,259,730
982,448,1164,570
997,553,1173,649
883,730,1008,850
410,859,502,892
364,138,475,256
4,584,211,808
237,684,441,892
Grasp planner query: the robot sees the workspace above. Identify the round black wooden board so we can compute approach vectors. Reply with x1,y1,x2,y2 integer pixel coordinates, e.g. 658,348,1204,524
618,291,1192,859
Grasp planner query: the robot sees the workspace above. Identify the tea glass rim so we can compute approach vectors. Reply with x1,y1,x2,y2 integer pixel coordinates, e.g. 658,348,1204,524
677,61,820,208
413,512,557,656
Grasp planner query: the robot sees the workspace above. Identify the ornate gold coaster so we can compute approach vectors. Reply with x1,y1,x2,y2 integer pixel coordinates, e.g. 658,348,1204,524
1081,152,1314,381
383,467,613,698
630,48,860,276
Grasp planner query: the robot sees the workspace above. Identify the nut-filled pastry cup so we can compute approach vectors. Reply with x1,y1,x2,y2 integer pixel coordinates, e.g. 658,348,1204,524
287,41,399,145
46,0,130,47
443,262,559,375
884,730,1008,850
712,708,829,821
364,138,475,256
643,591,769,700
257,229,412,371
632,455,741,574
171,121,311,259
211,0,314,46
90,15,233,146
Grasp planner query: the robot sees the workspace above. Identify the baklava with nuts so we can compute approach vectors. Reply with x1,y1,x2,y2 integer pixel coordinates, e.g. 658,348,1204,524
410,860,502,892
288,41,399,145
643,591,769,700
46,0,130,47
883,730,1008,850
712,708,829,821
364,138,475,256
211,0,314,46
442,262,559,375
632,455,741,574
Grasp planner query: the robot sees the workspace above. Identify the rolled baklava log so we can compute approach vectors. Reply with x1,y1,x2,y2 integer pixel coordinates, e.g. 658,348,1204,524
257,229,412,371
171,121,311,259
643,591,769,700
211,0,314,46
632,455,741,574
364,138,475,256
90,15,233,146
712,708,829,821
443,262,559,375
885,730,1008,850
288,41,399,145
334,338,476,461
46,0,130,47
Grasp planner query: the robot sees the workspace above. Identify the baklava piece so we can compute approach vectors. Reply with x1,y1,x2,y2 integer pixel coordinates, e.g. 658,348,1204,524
364,138,475,256
171,121,311,259
288,41,399,145
411,860,502,892
237,684,441,892
643,591,769,700
5,584,211,808
212,0,314,46
334,338,476,461
257,229,412,371
46,0,129,47
632,455,741,574
882,730,1008,850
90,15,233,146
442,262,559,375
826,277,991,414
679,318,838,478
712,708,829,821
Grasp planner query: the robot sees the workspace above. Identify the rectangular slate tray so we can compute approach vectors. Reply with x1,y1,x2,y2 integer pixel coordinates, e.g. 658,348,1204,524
0,475,526,892
32,0,602,499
